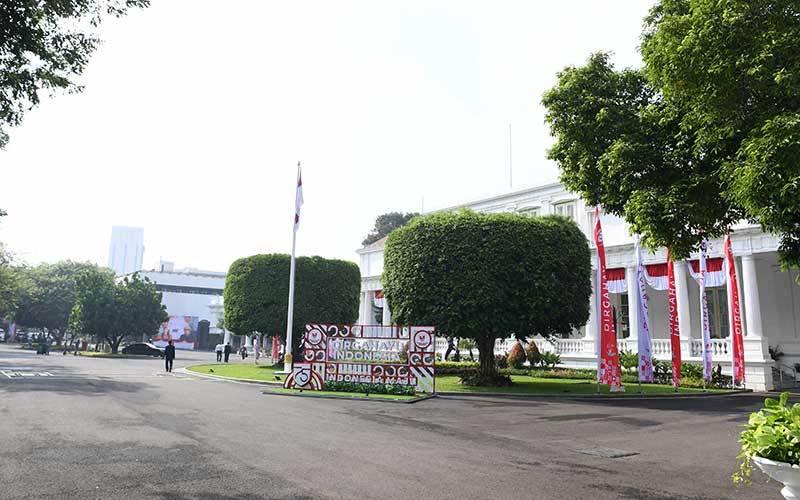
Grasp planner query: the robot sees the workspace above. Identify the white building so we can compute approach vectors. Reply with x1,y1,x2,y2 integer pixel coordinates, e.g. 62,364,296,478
357,181,800,391
108,226,144,277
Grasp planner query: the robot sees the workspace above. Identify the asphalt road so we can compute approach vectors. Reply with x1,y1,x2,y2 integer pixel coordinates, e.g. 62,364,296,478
0,344,781,500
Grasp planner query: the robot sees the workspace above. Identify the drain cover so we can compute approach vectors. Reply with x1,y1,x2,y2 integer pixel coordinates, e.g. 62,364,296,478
575,447,639,458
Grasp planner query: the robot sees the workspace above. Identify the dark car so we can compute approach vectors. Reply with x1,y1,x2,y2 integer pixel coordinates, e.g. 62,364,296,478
121,342,165,357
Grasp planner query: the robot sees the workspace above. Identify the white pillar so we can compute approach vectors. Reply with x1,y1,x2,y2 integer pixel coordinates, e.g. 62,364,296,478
382,298,391,325
223,330,231,345
359,291,369,324
674,261,692,341
245,335,253,348
585,270,598,341
741,254,763,338
626,266,639,342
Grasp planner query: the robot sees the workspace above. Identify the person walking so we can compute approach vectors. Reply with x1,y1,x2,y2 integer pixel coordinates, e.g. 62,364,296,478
240,345,247,360
223,342,232,363
165,340,175,373
215,342,223,362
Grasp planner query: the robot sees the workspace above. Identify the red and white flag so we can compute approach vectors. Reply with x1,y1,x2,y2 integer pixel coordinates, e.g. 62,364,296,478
725,235,745,384
666,250,681,389
594,208,622,391
293,163,304,232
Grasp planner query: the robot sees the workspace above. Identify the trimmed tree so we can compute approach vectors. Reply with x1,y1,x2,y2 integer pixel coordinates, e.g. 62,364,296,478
383,210,591,382
224,254,360,358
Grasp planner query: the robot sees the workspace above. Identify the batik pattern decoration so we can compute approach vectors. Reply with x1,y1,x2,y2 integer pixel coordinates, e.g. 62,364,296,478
282,324,436,393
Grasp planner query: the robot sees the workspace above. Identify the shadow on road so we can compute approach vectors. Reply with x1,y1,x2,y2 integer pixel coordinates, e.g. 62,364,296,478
0,377,146,396
156,494,317,500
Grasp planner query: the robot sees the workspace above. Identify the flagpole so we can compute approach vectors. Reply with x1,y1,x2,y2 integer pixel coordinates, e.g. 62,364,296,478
283,162,301,373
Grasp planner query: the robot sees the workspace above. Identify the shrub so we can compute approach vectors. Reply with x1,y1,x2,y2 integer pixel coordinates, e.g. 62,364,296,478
619,350,638,372
437,361,479,376
507,341,526,369
525,342,541,366
495,354,508,369
539,352,561,369
459,373,513,387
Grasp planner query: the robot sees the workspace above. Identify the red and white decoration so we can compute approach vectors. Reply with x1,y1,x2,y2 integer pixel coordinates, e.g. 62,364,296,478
594,208,623,391
688,257,726,287
373,290,386,309
283,324,436,393
605,267,627,294
634,236,653,382
644,263,669,291
666,251,681,389
725,235,746,384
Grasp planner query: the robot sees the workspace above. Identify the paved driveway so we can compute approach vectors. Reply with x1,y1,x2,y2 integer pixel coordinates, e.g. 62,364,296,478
0,344,781,500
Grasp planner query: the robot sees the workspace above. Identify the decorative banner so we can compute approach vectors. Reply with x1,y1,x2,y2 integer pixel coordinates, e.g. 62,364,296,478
373,290,386,308
666,250,681,389
698,239,713,382
593,208,622,390
688,257,726,287
634,236,653,382
644,263,669,290
8,322,16,342
725,235,746,384
272,336,280,360
605,268,627,294
283,324,436,393
154,315,198,350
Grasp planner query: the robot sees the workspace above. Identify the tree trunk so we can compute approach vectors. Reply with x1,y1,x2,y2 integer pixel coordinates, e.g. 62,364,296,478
110,337,122,354
476,335,497,379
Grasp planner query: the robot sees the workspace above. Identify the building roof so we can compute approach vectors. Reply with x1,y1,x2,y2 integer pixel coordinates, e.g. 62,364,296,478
357,235,389,253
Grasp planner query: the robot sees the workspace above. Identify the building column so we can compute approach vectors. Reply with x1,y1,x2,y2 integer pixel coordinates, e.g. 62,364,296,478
359,291,369,324
626,266,639,342
585,270,598,342
245,335,253,349
674,261,692,341
382,298,391,326
741,254,763,338
223,330,231,345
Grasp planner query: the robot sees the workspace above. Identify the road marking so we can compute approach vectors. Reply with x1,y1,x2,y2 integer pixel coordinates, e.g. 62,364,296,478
1,370,54,378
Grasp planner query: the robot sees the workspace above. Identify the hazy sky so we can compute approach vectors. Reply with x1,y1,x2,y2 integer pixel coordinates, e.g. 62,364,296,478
1,1,654,272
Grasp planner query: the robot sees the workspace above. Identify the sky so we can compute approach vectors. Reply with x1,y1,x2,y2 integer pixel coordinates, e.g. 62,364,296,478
0,0,655,272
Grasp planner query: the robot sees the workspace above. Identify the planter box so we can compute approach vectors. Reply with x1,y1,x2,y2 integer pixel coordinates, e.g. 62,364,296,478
753,456,800,499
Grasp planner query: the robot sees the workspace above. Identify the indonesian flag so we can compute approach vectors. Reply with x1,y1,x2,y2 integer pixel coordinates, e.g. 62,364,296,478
634,235,653,382
666,250,681,388
606,267,627,294
688,257,726,287
294,163,304,232
725,235,745,384
374,290,386,308
698,238,713,382
594,207,623,391
644,263,669,290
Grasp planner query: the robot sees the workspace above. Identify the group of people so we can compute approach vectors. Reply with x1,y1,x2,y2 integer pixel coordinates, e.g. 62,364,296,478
214,342,232,362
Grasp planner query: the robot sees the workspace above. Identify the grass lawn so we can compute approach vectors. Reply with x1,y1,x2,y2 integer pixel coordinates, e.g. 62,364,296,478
187,363,285,382
435,375,730,395
266,387,418,400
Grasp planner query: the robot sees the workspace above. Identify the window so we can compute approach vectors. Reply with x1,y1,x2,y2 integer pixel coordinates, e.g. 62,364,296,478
553,201,576,221
618,294,630,338
706,288,729,338
518,207,540,217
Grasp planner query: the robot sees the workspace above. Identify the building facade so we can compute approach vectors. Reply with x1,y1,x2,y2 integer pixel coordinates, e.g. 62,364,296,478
108,226,144,277
357,182,800,391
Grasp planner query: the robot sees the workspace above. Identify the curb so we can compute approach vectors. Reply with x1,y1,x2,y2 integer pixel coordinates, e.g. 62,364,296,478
434,389,753,401
178,368,284,386
261,390,438,404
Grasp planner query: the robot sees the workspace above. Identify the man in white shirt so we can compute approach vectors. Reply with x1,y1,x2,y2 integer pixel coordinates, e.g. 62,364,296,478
214,343,223,362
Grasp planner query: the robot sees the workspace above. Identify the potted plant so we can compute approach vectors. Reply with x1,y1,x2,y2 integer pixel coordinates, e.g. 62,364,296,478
733,392,800,499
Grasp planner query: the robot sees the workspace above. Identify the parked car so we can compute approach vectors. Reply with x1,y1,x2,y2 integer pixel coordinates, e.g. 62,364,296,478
121,342,165,357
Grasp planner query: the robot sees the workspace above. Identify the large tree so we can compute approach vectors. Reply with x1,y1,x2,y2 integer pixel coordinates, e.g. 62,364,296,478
543,1,800,271
0,0,149,147
15,261,109,345
70,271,166,353
382,211,591,382
362,212,419,246
224,254,361,359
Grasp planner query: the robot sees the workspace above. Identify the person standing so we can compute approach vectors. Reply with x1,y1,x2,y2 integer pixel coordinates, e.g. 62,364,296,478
223,342,232,363
165,340,175,373
240,345,247,360
215,342,223,362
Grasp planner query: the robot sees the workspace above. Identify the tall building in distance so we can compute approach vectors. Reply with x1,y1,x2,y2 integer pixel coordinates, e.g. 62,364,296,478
108,226,144,276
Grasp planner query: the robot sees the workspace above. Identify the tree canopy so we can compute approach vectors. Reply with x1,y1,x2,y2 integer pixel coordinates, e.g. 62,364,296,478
382,211,591,380
0,0,149,147
362,212,419,246
543,0,800,271
70,271,166,353
224,254,360,356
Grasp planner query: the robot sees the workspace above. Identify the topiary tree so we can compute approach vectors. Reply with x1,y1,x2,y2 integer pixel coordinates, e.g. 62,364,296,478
525,341,541,368
383,210,591,383
507,341,526,369
223,254,360,359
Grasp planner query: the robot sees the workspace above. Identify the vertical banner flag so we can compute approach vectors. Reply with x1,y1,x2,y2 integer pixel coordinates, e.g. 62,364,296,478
594,207,622,390
725,235,745,384
698,238,713,382
666,250,681,388
9,321,16,342
272,336,280,360
294,165,304,231
634,235,653,382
